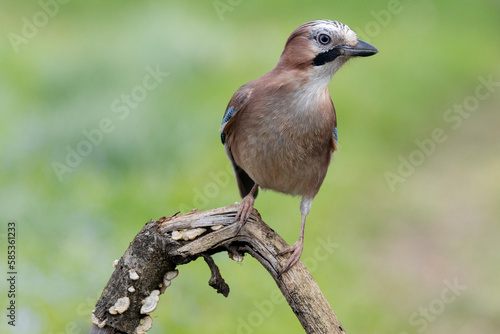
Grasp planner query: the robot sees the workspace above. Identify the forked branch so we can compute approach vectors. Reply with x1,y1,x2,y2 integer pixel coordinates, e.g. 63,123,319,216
89,205,345,334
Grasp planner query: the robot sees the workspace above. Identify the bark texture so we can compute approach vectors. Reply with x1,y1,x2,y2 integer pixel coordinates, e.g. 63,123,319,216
89,205,345,334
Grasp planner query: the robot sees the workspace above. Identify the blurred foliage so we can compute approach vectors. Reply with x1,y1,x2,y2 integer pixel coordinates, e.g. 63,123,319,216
1,0,499,333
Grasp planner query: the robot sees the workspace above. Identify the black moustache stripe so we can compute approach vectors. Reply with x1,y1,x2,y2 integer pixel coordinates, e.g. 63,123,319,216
312,48,342,66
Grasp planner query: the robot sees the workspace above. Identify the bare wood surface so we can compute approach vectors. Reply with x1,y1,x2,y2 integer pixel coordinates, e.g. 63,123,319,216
89,205,345,334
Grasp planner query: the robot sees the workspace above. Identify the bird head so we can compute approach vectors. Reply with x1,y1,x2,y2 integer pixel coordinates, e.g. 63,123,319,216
276,20,378,82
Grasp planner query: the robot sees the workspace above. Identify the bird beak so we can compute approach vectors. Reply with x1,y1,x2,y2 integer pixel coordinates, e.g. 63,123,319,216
341,40,378,57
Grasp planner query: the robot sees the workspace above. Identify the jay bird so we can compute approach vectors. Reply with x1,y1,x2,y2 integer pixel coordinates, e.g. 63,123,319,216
220,20,378,273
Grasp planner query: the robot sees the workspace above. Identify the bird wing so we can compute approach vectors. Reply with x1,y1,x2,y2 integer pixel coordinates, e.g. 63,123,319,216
332,127,339,152
220,85,252,143
220,86,258,199
329,96,339,152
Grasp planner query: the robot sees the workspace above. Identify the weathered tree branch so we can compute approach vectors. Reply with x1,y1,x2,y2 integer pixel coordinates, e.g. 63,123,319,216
89,205,345,334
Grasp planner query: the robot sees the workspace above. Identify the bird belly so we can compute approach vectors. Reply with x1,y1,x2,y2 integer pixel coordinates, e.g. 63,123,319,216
233,125,332,198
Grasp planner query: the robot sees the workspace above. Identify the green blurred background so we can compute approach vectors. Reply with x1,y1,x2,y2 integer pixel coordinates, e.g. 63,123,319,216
1,0,499,333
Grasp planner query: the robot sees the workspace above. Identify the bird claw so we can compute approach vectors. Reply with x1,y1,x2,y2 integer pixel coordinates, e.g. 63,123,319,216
278,241,304,274
234,195,255,234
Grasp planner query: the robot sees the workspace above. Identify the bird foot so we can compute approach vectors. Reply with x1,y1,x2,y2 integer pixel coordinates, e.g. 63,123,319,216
278,240,304,274
234,194,255,234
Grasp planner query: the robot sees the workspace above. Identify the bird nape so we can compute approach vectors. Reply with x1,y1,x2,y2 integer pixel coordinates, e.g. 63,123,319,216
220,19,378,274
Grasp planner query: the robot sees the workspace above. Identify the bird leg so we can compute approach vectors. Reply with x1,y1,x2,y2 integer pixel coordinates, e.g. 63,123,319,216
278,197,312,274
235,183,259,234
278,215,305,274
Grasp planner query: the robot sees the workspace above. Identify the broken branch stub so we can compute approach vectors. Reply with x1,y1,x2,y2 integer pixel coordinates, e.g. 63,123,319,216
89,205,345,334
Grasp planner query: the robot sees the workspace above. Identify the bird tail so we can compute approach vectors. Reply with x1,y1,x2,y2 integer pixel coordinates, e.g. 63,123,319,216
235,165,258,199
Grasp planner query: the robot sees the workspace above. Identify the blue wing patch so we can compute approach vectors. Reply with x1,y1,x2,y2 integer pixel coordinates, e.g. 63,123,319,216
221,106,235,125
221,106,236,144
333,127,338,142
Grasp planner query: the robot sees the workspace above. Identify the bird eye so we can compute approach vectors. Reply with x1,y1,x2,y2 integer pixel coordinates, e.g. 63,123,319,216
317,34,331,45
